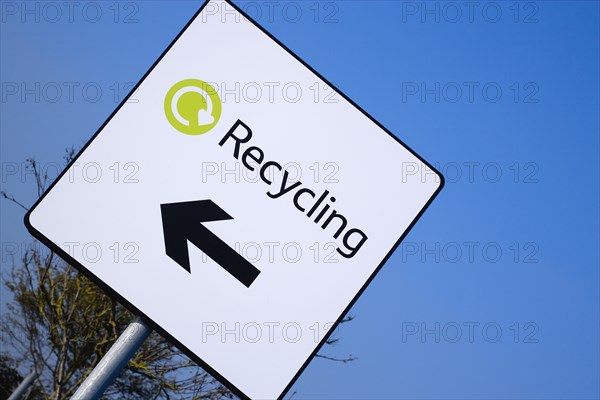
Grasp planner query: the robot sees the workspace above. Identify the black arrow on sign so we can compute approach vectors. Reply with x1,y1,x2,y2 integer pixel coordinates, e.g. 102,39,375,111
160,200,261,288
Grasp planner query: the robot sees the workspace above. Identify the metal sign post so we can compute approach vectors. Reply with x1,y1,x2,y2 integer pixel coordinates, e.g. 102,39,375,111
7,370,37,400
71,317,152,400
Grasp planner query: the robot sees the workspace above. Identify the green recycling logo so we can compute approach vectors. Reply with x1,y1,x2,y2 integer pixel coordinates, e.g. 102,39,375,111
164,79,222,135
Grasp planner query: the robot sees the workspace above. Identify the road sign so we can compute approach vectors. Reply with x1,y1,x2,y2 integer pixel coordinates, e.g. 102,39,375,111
25,0,444,398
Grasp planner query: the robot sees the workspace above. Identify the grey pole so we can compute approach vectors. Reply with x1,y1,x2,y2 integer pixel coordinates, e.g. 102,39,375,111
71,317,152,400
7,370,37,400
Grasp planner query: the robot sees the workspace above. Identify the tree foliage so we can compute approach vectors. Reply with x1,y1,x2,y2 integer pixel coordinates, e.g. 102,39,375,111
3,247,229,400
1,154,354,400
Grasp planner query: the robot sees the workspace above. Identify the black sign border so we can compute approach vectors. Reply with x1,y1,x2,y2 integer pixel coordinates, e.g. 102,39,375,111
24,1,445,399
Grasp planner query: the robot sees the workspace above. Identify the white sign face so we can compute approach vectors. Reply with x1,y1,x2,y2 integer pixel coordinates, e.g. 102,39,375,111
26,0,443,398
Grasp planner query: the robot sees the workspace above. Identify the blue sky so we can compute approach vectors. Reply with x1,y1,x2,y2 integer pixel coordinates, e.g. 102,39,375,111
1,1,599,399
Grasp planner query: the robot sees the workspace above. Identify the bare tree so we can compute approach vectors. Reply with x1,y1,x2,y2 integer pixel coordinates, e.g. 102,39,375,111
1,152,354,400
